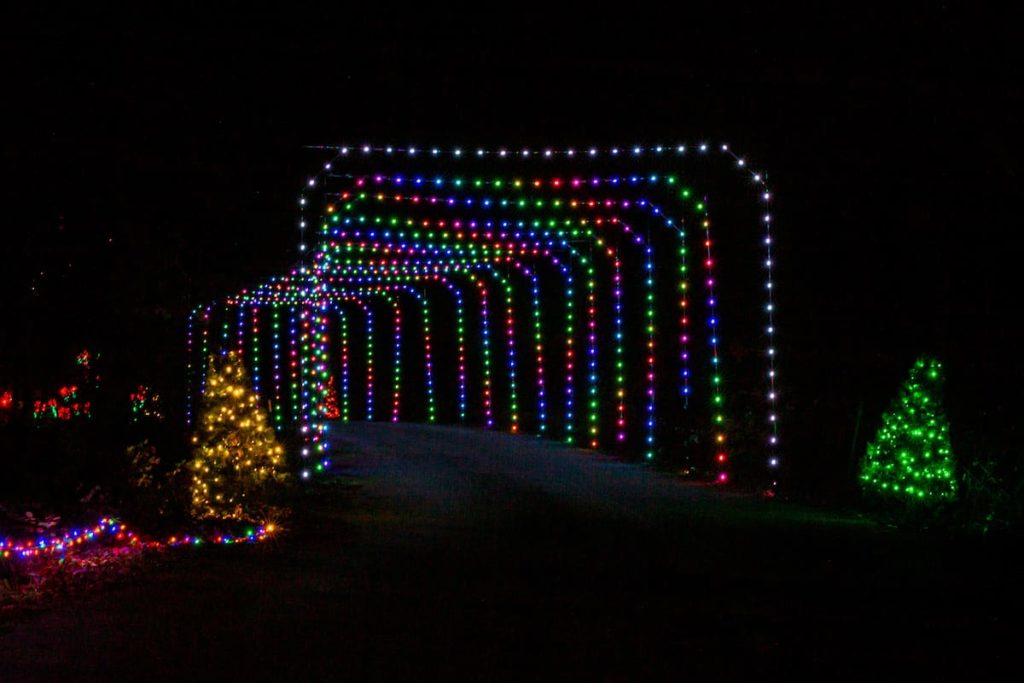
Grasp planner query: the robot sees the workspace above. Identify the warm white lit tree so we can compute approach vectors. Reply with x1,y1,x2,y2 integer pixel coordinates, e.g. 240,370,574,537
189,352,288,520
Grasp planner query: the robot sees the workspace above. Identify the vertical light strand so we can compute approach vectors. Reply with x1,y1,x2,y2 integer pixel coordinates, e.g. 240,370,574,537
644,244,656,460
186,309,195,427
200,305,211,395
612,259,626,443
299,308,311,432
698,197,729,482
250,307,261,398
364,301,375,421
447,280,467,421
585,262,598,448
299,182,311,255
647,179,692,408
676,225,692,407
761,180,781,478
526,265,546,434
272,307,283,428
289,307,299,424
339,307,350,422
221,303,231,353
418,291,437,423
564,265,575,445
389,295,402,422
312,304,331,470
474,276,494,427
236,305,246,357
494,270,518,433
298,306,313,479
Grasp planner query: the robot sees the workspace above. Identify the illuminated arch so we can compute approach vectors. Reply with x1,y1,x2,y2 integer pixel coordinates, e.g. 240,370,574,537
192,143,781,488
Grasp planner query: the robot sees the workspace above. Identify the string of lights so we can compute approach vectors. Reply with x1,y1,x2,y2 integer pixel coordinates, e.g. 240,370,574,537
1,517,275,562
188,142,781,486
323,179,719,448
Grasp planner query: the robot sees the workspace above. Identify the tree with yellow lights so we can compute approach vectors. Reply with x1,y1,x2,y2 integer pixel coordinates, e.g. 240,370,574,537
189,352,289,521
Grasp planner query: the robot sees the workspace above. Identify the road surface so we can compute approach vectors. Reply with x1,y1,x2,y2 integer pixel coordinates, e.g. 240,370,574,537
1,423,1019,680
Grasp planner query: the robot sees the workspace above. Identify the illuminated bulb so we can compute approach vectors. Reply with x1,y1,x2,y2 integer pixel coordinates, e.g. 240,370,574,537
211,142,782,491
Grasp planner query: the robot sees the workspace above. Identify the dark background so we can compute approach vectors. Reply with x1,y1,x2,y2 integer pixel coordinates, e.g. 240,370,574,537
0,4,1017,499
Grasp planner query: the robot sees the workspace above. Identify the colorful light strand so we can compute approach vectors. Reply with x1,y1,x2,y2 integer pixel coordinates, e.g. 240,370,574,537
1,517,275,563
189,143,782,486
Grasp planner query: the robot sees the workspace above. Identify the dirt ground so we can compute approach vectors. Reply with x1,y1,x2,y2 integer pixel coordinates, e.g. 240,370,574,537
1,423,1020,680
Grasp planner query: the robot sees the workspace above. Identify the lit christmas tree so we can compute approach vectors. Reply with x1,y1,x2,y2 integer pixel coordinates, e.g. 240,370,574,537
189,352,289,521
323,375,340,420
860,356,958,503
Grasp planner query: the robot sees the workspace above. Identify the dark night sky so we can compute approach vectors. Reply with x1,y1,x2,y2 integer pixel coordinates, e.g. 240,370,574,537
1,5,1018,491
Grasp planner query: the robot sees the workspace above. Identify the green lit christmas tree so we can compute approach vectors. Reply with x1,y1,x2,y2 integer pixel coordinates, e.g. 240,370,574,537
860,356,957,503
188,352,289,521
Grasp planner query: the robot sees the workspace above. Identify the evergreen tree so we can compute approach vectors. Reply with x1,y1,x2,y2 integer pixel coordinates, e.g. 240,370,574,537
860,356,957,503
189,352,288,520
323,375,340,420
